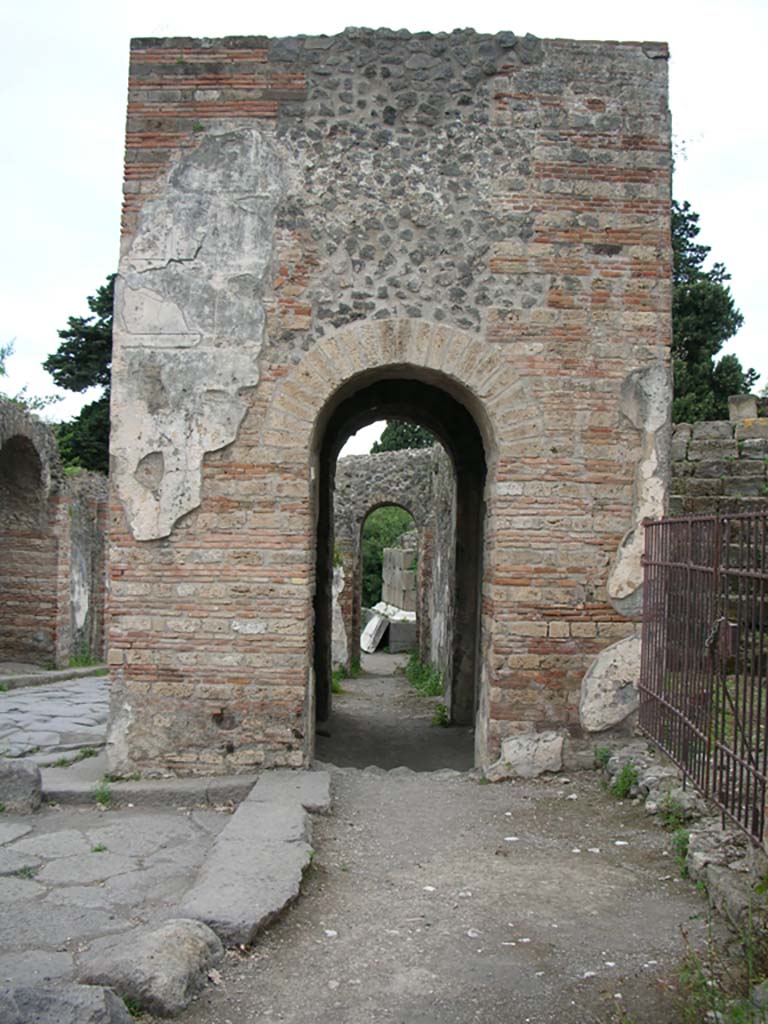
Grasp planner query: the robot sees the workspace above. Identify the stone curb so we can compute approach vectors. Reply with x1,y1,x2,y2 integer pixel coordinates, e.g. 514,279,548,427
0,666,108,690
179,769,332,946
42,773,260,809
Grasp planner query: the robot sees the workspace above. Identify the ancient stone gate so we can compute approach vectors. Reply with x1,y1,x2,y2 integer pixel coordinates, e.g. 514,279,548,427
107,28,672,775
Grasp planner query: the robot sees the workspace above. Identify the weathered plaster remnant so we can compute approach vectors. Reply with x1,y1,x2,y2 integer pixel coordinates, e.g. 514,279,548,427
231,619,267,636
331,567,348,669
105,686,134,778
70,549,90,632
112,128,285,540
579,635,641,733
607,362,671,617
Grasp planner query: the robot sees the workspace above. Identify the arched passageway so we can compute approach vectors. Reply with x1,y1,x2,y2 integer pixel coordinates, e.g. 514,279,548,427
313,372,488,756
0,432,58,664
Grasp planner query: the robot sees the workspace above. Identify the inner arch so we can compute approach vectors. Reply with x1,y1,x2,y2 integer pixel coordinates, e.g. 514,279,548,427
313,374,488,748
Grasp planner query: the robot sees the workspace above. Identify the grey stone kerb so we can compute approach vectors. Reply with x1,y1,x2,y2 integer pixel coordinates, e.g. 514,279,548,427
112,130,285,541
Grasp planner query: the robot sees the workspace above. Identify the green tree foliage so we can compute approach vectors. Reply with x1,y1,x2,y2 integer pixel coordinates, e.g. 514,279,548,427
361,505,414,608
371,419,435,452
672,201,756,422
44,275,114,472
0,341,60,412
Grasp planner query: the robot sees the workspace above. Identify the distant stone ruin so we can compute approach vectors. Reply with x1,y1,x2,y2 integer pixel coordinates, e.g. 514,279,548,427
107,28,672,775
333,447,454,680
0,400,107,667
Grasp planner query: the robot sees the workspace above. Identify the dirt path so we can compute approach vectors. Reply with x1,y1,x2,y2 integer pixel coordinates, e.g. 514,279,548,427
176,656,707,1024
314,652,474,772
179,768,705,1024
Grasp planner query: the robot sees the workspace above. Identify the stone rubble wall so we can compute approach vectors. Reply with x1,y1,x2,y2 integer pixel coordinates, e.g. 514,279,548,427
334,446,455,674
670,397,768,516
107,28,672,774
0,399,107,666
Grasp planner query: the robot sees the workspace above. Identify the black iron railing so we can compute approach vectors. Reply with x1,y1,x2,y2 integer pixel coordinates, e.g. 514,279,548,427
639,512,768,842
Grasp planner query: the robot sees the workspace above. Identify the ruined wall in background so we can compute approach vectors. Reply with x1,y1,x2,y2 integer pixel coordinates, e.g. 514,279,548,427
670,398,768,515
333,446,455,674
0,403,61,664
0,400,107,666
56,471,109,664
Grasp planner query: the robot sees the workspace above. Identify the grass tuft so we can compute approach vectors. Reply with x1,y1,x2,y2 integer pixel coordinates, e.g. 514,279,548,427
610,761,638,799
404,651,443,697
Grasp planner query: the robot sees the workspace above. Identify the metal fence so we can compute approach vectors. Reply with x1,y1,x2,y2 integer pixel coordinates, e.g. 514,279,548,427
639,511,768,842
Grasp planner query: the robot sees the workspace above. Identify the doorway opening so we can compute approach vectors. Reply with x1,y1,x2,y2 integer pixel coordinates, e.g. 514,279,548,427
312,370,487,770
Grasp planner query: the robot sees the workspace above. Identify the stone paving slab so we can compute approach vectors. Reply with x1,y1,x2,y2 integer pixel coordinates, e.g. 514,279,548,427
179,770,331,946
0,673,334,1014
0,675,109,763
0,803,230,987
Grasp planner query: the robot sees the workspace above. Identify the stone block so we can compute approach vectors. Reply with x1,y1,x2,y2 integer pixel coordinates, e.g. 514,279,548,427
686,477,723,497
691,420,733,440
485,730,564,780
723,478,766,498
0,982,132,1024
741,438,768,459
78,919,223,1017
178,777,318,945
672,423,692,442
579,636,640,733
729,395,758,421
670,438,689,461
694,460,731,480
388,620,417,653
736,419,768,441
729,460,766,479
0,758,41,813
687,439,738,461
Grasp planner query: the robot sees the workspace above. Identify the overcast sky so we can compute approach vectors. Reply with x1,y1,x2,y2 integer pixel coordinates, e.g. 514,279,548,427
2,0,765,457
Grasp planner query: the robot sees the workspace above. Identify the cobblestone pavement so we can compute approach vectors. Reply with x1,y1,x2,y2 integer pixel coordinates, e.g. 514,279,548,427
0,675,233,992
0,675,109,764
0,803,229,988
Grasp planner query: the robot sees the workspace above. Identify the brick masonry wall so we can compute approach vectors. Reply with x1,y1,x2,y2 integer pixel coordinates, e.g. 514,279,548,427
0,403,61,664
108,29,672,774
0,400,108,666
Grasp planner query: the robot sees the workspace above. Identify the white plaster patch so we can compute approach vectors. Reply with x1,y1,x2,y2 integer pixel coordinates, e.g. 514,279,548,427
106,700,134,777
111,128,285,541
608,362,671,608
331,566,349,668
121,287,191,335
70,551,90,631
497,481,524,497
231,619,267,635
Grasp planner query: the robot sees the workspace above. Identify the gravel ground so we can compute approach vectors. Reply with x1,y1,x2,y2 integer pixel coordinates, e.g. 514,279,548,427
175,655,709,1024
